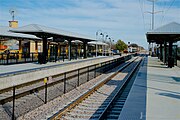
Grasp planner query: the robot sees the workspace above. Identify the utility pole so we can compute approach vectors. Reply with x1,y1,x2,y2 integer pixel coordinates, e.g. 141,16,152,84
146,0,162,56
152,0,155,30
147,0,162,30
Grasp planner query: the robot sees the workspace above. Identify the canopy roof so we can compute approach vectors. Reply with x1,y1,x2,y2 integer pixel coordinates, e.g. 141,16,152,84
10,24,96,42
0,26,41,40
88,41,108,46
146,22,180,43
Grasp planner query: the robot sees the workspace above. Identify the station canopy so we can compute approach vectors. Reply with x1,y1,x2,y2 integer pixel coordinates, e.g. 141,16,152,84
146,22,180,44
0,26,41,40
10,24,96,42
88,41,108,46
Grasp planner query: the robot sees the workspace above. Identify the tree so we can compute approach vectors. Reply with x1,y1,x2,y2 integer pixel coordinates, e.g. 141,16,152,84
115,39,127,52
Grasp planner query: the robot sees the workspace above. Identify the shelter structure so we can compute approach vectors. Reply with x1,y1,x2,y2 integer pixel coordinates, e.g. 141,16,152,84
0,26,41,64
10,24,96,63
146,22,180,68
88,41,109,56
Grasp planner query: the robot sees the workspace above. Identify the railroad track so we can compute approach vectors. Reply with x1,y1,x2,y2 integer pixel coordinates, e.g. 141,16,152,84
49,56,143,120
0,55,133,119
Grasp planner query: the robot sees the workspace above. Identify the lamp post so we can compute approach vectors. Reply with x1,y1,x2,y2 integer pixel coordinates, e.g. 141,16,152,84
102,32,108,56
109,37,114,56
109,38,111,56
99,33,104,56
104,34,108,56
96,30,102,57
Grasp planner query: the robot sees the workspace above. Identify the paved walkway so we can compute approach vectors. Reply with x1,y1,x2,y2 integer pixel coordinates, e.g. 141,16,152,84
0,55,125,90
119,56,180,120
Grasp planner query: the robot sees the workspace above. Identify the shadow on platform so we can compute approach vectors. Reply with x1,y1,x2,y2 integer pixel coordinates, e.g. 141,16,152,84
172,77,180,82
156,92,180,100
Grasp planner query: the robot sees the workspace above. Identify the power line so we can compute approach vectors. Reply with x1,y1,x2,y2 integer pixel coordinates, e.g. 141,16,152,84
166,0,176,12
161,0,176,24
138,0,146,31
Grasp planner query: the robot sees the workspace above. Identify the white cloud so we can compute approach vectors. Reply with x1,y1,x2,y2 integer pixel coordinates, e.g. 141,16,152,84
0,0,179,49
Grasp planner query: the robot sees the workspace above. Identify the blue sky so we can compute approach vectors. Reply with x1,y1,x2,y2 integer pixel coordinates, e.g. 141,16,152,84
0,0,180,49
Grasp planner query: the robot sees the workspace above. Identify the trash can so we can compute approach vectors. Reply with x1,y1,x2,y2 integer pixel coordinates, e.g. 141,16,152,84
38,53,43,64
38,53,47,64
168,56,174,68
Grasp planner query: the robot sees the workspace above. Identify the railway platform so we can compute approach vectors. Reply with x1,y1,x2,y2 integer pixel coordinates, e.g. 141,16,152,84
118,56,180,120
0,56,106,76
0,56,123,91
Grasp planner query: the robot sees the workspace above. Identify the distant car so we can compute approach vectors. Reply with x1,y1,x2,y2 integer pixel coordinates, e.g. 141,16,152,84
112,50,121,56
123,50,128,53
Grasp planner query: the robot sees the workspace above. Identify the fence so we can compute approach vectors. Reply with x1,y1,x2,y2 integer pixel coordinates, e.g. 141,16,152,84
0,53,38,65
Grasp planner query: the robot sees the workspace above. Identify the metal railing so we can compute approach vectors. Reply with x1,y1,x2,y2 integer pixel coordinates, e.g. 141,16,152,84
0,53,38,65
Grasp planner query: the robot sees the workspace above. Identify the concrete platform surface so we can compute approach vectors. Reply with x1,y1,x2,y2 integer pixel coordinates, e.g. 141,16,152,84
0,56,122,90
119,56,180,120
0,56,107,77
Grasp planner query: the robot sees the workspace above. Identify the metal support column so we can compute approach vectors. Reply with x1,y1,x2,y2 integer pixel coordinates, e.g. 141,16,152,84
160,43,163,61
164,41,167,64
83,41,87,59
64,73,66,94
87,67,89,81
168,42,173,68
63,45,65,62
45,82,47,104
43,37,48,64
77,69,80,86
19,40,22,60
58,43,61,59
68,40,72,61
35,41,38,59
12,86,15,120
48,42,50,59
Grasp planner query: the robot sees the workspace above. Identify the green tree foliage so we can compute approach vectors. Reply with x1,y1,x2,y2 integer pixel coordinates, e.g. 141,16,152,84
115,40,127,52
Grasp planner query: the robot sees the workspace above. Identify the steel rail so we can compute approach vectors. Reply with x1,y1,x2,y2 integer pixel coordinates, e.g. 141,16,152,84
98,57,143,119
49,57,139,120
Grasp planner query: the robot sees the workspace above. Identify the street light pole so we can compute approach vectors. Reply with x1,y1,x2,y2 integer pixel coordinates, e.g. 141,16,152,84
109,38,111,56
96,32,98,57
109,38,114,56
103,32,108,56
105,35,108,56
96,30,102,57
100,33,104,56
